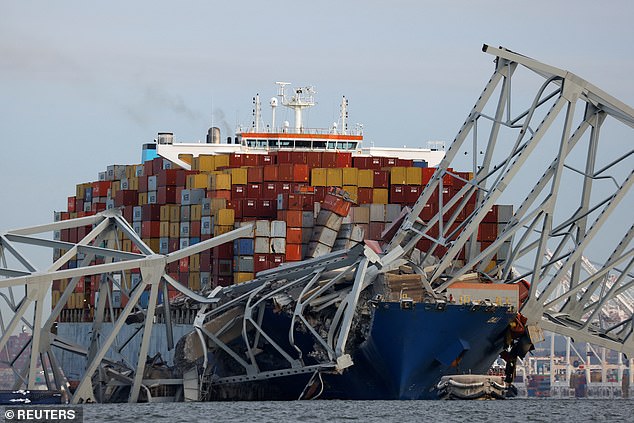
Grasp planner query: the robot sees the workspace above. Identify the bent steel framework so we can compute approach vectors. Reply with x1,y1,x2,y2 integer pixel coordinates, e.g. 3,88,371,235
0,45,631,403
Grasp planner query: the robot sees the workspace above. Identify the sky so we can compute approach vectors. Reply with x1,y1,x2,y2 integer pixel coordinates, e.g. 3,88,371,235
1,0,633,259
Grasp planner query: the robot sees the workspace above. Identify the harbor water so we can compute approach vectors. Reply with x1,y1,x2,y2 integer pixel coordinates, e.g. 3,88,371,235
81,399,629,422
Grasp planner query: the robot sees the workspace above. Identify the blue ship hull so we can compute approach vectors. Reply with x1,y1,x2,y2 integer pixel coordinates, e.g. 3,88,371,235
209,302,515,400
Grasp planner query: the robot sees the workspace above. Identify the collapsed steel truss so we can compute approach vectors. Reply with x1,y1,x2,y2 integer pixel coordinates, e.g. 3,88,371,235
389,45,633,355
0,45,631,403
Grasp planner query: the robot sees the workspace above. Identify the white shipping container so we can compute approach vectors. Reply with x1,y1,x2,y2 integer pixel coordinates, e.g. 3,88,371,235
307,241,332,258
255,237,271,254
369,204,386,222
148,175,158,192
386,204,402,223
270,237,286,254
255,220,271,238
133,206,143,221
350,225,365,242
316,210,343,230
351,206,370,224
302,211,315,228
311,226,338,248
271,221,287,238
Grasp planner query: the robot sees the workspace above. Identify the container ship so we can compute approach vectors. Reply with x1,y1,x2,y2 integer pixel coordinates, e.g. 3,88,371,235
51,83,530,401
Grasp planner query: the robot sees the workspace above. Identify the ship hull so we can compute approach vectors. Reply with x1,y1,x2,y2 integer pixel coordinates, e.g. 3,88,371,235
207,302,515,400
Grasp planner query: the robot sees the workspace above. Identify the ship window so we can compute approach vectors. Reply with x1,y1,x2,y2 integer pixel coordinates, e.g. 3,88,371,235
246,139,256,147
268,139,278,148
279,139,293,148
327,141,336,149
295,140,311,149
313,140,326,149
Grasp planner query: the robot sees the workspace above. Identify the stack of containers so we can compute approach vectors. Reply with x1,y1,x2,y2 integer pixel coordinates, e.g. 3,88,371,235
56,147,515,322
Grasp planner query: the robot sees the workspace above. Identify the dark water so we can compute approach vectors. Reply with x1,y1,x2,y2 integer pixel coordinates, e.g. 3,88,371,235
81,399,630,423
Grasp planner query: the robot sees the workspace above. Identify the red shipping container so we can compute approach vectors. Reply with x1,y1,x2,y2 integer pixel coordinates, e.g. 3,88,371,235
142,204,162,220
243,199,259,217
478,223,498,242
305,151,322,168
263,165,279,181
262,154,275,165
397,158,413,167
212,243,233,259
138,175,149,192
290,151,307,164
226,199,243,219
200,251,212,272
152,157,164,175
229,153,244,167
314,186,327,203
382,157,397,167
322,194,351,217
247,166,264,183
368,157,383,169
94,203,107,212
254,254,270,273
293,164,309,183
258,199,277,218
277,210,303,227
276,182,293,194
247,183,262,198
277,151,294,164
321,152,338,168
390,185,405,204
115,190,137,207
141,221,161,238
243,154,260,167
210,190,232,201
157,169,179,186
357,188,373,205
157,186,178,204
285,244,302,261
67,196,76,212
405,186,421,204
143,160,154,177
232,185,247,199
262,183,277,199
278,164,294,182
419,202,437,220
443,168,455,186
278,193,311,211
176,170,198,187
179,257,189,273
286,227,303,244
336,152,352,168
271,254,286,267
352,156,368,169
422,168,436,185
373,170,389,188
190,221,201,237
60,212,70,220
482,205,499,223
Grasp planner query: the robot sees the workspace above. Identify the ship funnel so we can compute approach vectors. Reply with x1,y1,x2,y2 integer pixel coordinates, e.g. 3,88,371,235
206,127,221,144
157,132,174,145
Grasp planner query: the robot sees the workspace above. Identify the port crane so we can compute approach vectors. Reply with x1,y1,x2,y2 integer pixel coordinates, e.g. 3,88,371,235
0,45,631,403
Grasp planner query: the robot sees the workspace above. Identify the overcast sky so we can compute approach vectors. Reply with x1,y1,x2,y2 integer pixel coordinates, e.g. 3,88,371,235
1,0,633,233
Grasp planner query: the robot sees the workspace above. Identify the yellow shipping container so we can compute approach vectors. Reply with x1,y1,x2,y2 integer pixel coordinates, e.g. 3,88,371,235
169,205,180,222
189,272,201,291
211,173,232,190
358,170,374,188
67,293,75,309
127,176,139,191
373,188,389,204
214,225,234,236
187,174,209,189
51,290,61,308
215,154,230,168
122,239,132,252
191,205,202,221
217,208,235,226
235,272,254,284
230,168,248,185
311,168,327,186
76,292,85,309
326,168,343,187
197,155,216,171
190,255,200,272
169,223,180,238
390,167,408,185
160,205,171,221
342,167,359,186
210,198,227,212
406,167,422,185
178,153,193,165
138,192,148,206
159,222,170,237
343,185,358,203
145,238,160,253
